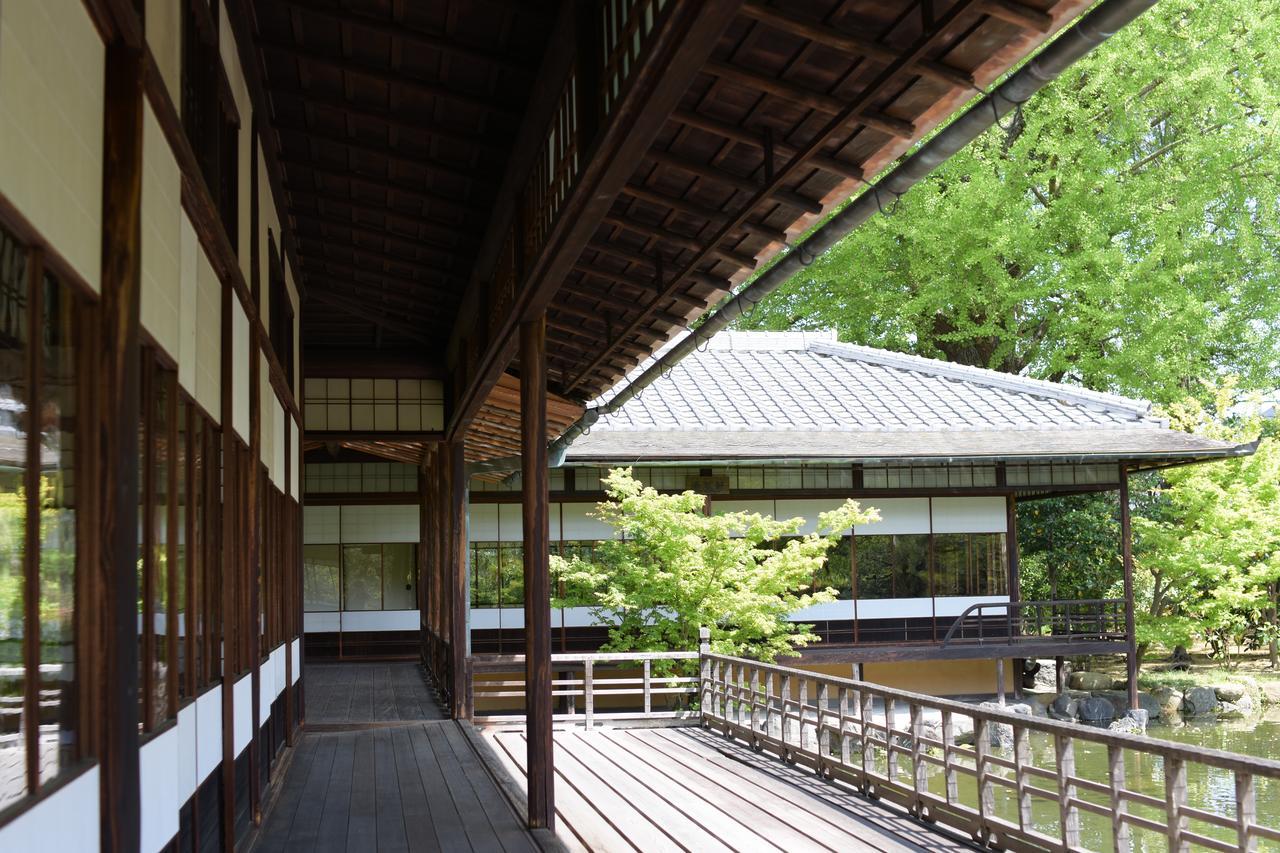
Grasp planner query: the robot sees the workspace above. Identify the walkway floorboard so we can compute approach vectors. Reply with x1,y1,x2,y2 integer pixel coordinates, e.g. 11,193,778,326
254,662,539,853
485,725,977,852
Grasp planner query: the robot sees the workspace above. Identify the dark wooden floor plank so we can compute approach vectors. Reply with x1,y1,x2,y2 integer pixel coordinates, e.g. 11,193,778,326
438,722,539,853
390,726,444,853
424,723,506,853
373,728,410,853
304,662,444,724
346,730,379,851
278,734,340,852
311,733,357,853
256,735,322,851
408,724,474,852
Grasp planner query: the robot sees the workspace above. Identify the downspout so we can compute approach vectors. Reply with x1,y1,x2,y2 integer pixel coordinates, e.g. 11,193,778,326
473,0,1160,477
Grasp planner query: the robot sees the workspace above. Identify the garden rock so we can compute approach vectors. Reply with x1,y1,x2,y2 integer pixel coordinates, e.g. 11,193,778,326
1077,697,1116,724
1109,710,1148,735
1214,684,1246,703
1068,671,1113,691
978,702,1030,748
1182,686,1219,717
1049,694,1079,722
1030,659,1061,692
1151,687,1183,722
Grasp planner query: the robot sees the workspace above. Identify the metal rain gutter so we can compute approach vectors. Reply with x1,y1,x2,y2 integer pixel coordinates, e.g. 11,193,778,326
469,0,1160,477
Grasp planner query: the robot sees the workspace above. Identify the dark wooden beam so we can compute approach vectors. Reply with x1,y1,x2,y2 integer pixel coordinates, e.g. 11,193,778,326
283,86,503,152
520,314,554,830
292,212,468,266
737,0,975,89
277,117,491,190
296,237,469,286
445,0,745,441
288,187,471,241
304,274,451,314
302,347,443,377
448,440,469,717
621,182,790,244
97,39,144,853
258,39,521,116
280,158,484,220
703,60,916,139
646,148,824,215
308,288,437,343
670,109,865,181
300,259,458,298
980,0,1054,33
601,214,758,269
286,0,535,73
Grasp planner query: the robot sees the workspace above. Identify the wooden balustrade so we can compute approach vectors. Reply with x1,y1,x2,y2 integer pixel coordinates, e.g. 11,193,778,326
700,652,1280,852
940,598,1128,648
470,650,699,728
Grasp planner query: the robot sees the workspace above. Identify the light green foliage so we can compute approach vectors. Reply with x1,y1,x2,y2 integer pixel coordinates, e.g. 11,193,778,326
1133,382,1278,665
740,0,1280,404
551,468,876,661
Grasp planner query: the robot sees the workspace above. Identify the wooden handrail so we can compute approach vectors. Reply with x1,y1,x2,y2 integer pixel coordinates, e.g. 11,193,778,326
701,652,1280,851
939,598,1128,647
470,650,699,728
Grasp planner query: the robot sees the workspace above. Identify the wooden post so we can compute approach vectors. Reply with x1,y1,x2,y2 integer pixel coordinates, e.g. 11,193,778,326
98,38,145,853
996,659,1006,705
448,440,469,718
520,314,554,830
1119,466,1140,712
1055,656,1066,692
1007,494,1024,701
1108,744,1130,851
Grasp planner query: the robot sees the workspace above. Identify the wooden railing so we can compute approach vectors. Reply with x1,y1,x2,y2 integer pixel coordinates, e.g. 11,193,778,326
471,650,698,729
941,598,1128,647
700,650,1280,852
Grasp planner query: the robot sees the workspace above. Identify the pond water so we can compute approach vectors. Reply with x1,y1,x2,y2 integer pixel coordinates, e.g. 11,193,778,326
905,710,1280,851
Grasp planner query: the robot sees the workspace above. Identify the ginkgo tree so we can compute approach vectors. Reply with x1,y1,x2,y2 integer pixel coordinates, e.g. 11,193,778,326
551,468,877,661
1132,383,1279,667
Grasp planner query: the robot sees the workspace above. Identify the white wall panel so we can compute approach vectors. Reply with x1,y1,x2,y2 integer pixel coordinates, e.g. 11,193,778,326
178,215,199,396
773,499,854,535
231,299,250,441
847,597,936,619
709,499,775,518
790,600,856,621
233,675,253,755
259,653,275,726
176,702,198,803
337,610,419,631
219,13,253,289
303,505,341,544
273,398,286,488
0,0,104,291
341,504,418,543
930,497,1008,534
305,612,341,633
195,248,222,421
855,498,930,535
290,421,300,498
140,727,180,852
0,766,100,852
469,504,499,541
498,503,523,542
140,103,182,362
145,0,181,106
932,594,1009,617
292,639,302,684
196,686,222,783
559,502,615,541
275,645,287,698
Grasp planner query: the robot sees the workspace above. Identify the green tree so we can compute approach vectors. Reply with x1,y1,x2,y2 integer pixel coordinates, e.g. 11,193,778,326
740,0,1280,404
1132,384,1278,666
551,468,876,661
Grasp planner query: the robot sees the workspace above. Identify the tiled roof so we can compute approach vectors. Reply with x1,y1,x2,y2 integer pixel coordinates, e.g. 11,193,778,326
566,331,1244,463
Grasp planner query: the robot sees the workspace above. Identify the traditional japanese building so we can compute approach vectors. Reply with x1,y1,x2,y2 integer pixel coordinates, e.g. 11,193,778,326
0,0,1171,849
303,330,1250,694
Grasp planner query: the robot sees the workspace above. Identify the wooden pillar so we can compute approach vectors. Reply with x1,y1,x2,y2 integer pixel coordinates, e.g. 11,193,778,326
996,659,1006,705
448,440,470,718
1007,494,1024,699
520,314,554,830
1119,466,1140,712
418,465,430,667
1055,656,1066,692
97,38,144,853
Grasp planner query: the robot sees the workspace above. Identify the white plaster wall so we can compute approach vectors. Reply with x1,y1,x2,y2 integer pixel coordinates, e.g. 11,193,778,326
195,246,223,421
178,214,200,397
233,674,253,755
855,497,930,535
145,0,182,109
559,502,615,541
0,0,104,291
469,503,499,541
0,766,100,852
219,12,253,290
304,505,341,544
336,610,419,632
773,498,856,534
140,103,182,362
139,727,180,852
341,504,419,543
290,421,300,499
195,686,223,783
291,639,302,684
176,702,198,804
930,496,1008,534
231,298,251,442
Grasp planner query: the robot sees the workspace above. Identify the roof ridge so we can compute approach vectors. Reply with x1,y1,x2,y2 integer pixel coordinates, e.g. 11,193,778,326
806,340,1154,419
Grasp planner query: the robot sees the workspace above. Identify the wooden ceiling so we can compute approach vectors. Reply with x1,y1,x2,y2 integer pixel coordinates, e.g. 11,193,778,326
248,0,1088,462
249,0,558,353
537,0,1085,400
